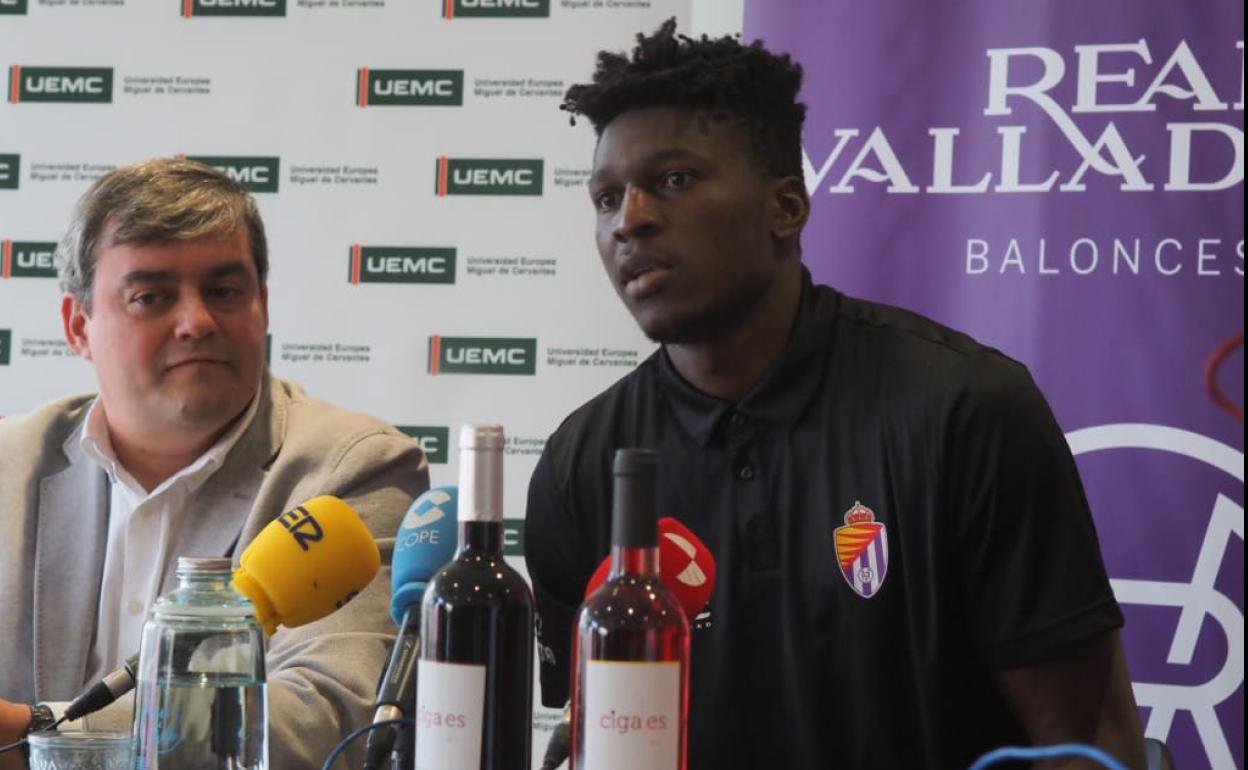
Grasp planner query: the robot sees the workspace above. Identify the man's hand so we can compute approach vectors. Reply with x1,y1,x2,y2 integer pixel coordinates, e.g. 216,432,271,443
0,699,32,770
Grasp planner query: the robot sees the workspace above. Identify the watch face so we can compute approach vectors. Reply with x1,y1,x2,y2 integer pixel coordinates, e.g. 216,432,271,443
28,704,56,734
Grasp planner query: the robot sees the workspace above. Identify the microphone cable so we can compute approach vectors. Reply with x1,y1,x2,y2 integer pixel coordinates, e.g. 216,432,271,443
969,743,1130,770
319,717,413,770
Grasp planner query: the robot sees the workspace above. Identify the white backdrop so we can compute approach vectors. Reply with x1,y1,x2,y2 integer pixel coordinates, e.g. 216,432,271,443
0,1,741,764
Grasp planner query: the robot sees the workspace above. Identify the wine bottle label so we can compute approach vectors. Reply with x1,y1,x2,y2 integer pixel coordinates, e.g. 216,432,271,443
414,659,486,770
583,660,681,770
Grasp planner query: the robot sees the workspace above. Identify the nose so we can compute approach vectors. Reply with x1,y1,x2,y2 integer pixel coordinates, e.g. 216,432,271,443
612,186,660,243
173,293,220,340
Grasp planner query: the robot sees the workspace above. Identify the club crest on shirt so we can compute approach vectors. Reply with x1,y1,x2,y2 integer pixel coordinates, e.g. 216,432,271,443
834,501,889,598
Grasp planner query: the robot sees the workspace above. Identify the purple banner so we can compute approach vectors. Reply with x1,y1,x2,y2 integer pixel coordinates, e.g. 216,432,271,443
745,3,1244,768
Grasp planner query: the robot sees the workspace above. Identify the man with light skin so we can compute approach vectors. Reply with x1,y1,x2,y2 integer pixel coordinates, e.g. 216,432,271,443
525,21,1150,770
0,158,427,769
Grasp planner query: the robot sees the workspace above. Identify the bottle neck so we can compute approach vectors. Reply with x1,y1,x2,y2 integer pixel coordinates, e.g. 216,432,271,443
459,520,505,555
175,571,232,592
608,545,659,578
458,427,505,523
610,472,658,553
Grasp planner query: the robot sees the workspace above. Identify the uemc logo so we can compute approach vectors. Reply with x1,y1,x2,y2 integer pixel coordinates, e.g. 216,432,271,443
349,246,456,285
434,157,543,196
356,69,463,107
502,519,525,557
183,155,280,193
428,336,536,375
8,66,113,104
0,154,18,189
442,0,549,19
182,0,286,16
0,329,10,366
397,425,449,464
0,0,27,15
2,241,57,279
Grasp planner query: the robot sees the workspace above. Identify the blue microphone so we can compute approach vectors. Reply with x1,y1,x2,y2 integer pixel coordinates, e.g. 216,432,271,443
390,486,459,625
363,486,459,770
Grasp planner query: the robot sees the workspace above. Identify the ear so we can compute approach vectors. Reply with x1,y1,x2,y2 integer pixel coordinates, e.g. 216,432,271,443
258,280,270,325
768,175,810,243
61,293,93,361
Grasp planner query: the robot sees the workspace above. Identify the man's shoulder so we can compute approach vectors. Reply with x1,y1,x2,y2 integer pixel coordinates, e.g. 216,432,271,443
0,394,95,501
826,287,1030,387
831,289,993,358
0,394,94,454
818,288,1043,429
248,376,426,532
270,376,410,456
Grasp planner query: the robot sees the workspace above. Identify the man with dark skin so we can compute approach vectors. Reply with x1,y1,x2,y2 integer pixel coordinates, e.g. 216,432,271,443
525,21,1147,770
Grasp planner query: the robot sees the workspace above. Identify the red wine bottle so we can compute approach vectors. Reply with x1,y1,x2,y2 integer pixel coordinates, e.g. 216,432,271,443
415,425,534,770
570,449,690,770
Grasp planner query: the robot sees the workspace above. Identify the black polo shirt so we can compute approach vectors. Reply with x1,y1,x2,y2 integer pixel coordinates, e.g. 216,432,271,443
525,273,1123,770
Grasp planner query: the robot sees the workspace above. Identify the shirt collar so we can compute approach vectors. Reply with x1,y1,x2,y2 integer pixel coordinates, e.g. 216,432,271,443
658,269,840,447
79,385,263,498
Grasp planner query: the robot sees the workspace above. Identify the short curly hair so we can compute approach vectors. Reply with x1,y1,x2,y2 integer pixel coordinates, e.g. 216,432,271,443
561,18,806,181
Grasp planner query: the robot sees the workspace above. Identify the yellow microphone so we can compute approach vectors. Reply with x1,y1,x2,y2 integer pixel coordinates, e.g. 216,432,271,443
232,495,382,636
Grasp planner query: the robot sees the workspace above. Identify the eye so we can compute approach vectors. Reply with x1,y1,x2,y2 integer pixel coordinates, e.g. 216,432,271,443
593,189,622,213
660,170,695,189
206,285,242,299
130,291,167,308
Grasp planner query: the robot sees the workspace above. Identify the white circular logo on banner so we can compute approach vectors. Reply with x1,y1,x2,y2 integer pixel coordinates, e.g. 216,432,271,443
1067,423,1243,769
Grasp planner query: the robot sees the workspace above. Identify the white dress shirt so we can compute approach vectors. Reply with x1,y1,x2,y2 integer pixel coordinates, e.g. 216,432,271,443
78,394,260,683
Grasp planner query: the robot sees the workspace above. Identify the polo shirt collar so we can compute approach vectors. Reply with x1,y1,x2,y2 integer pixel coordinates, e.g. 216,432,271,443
658,269,839,447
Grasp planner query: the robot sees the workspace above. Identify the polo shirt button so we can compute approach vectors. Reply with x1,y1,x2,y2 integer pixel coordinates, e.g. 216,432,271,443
128,600,143,615
738,465,754,481
730,413,744,428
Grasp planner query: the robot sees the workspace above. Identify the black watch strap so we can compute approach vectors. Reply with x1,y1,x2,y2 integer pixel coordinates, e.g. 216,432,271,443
25,703,57,736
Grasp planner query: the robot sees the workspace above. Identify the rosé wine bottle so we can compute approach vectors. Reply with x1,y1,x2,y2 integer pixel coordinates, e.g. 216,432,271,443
570,448,689,770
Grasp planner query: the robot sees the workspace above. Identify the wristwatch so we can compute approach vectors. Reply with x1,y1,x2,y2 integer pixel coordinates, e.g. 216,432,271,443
25,703,57,736
20,703,57,760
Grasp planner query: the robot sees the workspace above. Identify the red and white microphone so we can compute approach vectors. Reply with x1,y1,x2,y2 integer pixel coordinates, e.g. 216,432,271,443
583,516,717,621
